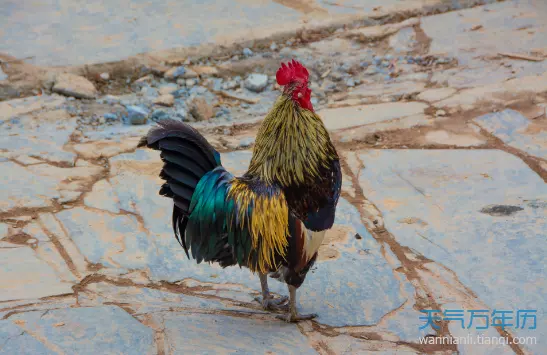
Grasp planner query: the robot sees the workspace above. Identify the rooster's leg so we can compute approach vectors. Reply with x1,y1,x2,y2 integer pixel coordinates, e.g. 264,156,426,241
277,285,318,323
254,273,288,311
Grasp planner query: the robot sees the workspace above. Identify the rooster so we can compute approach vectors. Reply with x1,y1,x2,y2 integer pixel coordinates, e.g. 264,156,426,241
139,60,341,322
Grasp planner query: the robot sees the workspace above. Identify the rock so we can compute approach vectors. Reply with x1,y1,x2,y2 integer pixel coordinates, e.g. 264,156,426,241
158,83,178,95
150,109,170,122
189,97,214,121
52,73,97,99
192,66,218,76
154,94,175,107
222,80,239,90
100,95,122,104
99,72,110,80
176,107,188,120
103,113,118,122
346,78,355,87
164,66,187,80
242,48,253,57
0,67,7,81
238,137,255,148
126,105,148,125
330,72,343,82
364,66,378,75
133,75,154,88
182,68,199,79
171,88,187,98
140,86,158,99
244,74,269,92
389,27,417,52
435,109,447,117
270,42,278,51
185,79,197,88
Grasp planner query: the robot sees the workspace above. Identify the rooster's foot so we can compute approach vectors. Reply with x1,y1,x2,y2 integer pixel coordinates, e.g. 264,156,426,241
255,295,289,311
276,312,318,323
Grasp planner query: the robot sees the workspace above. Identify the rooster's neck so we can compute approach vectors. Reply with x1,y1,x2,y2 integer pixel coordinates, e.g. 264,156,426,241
246,94,336,188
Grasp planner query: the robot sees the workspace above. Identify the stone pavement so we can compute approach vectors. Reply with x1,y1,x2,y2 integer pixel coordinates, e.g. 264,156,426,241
1,0,546,354
1,0,491,67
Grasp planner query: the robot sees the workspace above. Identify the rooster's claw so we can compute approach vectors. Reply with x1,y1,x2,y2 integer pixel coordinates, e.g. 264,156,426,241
276,312,318,323
255,295,289,311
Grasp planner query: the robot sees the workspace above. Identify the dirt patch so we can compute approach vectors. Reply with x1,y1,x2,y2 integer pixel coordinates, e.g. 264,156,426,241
480,205,524,216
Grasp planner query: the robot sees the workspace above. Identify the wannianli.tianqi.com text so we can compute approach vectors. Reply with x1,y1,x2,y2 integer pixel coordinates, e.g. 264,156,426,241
419,335,537,346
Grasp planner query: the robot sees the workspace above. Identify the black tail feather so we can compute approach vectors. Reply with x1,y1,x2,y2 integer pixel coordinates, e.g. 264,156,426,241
140,119,221,216
140,119,222,258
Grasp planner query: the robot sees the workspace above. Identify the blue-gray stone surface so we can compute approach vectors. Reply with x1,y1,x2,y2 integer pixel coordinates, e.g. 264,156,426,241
474,109,547,159
358,149,546,354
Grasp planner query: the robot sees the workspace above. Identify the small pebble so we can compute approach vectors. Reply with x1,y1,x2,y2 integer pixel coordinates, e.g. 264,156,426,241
171,88,187,98
186,79,197,88
103,113,117,122
238,137,255,148
270,42,278,51
165,66,186,80
242,48,253,57
100,72,110,80
126,105,149,125
244,74,269,92
151,109,170,122
435,109,447,117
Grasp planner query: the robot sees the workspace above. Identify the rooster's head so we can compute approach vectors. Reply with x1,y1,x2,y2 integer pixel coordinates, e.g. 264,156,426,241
276,60,313,112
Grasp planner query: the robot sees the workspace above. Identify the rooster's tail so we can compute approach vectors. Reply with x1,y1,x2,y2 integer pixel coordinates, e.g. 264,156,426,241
139,119,222,254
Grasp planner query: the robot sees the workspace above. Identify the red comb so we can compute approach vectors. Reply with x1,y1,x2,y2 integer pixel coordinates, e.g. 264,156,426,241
276,59,309,86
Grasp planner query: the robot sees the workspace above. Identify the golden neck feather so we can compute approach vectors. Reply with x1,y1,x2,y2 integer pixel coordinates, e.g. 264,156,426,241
246,94,337,186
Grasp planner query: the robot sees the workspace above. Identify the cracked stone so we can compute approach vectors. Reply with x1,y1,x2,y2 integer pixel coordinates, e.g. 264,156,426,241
84,180,120,213
71,136,141,159
435,72,547,110
9,306,155,354
162,313,316,354
0,321,52,354
417,87,456,103
0,247,74,301
0,95,66,122
474,109,547,159
319,102,428,131
424,130,485,147
0,160,101,212
346,81,426,101
358,149,546,352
